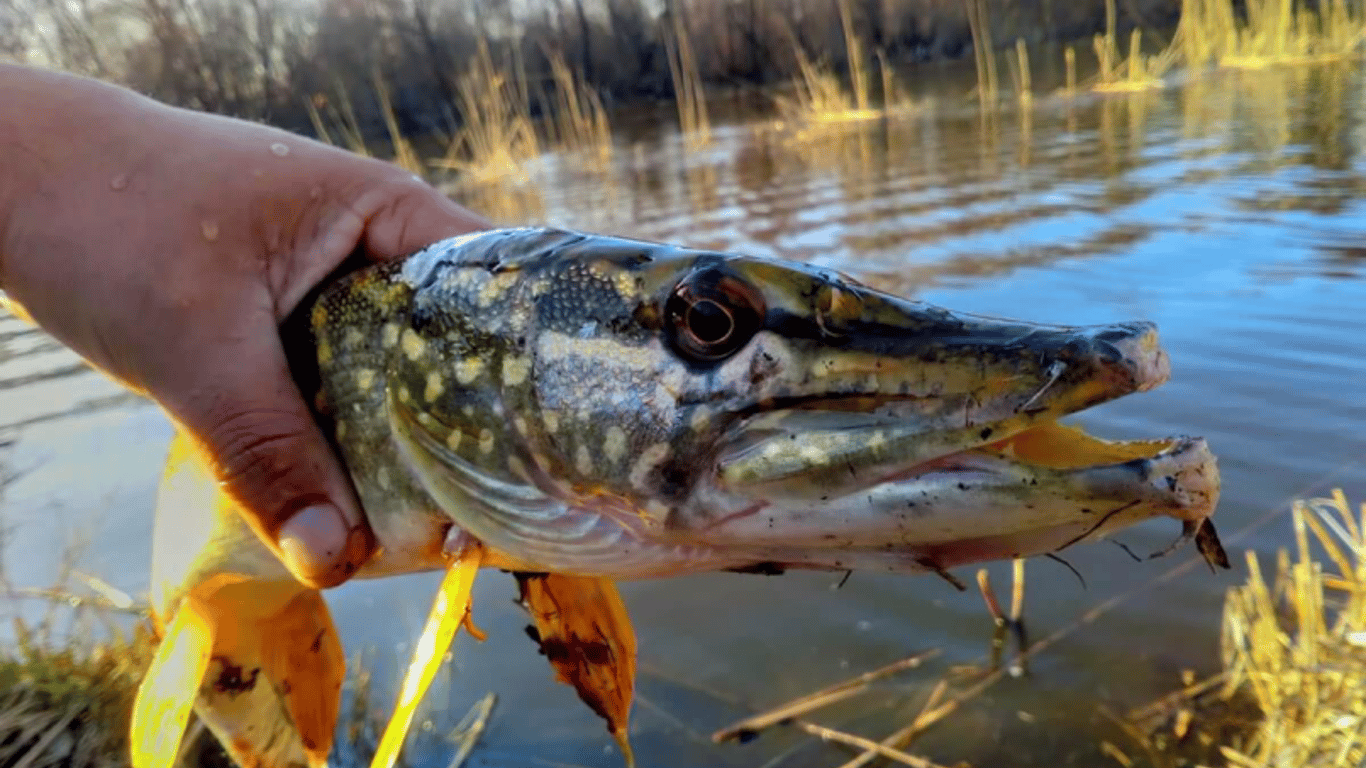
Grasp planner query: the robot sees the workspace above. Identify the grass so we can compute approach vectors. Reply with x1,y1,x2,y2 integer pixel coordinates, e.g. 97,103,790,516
0,566,162,768
1093,28,1175,93
771,6,914,134
964,0,999,109
1119,489,1366,767
1172,0,1366,70
542,47,613,169
664,13,711,152
0,572,494,768
430,41,542,186
1006,38,1033,106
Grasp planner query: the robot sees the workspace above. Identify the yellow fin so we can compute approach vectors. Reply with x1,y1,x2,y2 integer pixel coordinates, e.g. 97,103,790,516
370,543,484,768
518,575,638,767
130,595,214,768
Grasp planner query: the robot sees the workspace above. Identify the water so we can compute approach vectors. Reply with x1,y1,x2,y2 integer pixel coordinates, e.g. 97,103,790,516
5,62,1366,767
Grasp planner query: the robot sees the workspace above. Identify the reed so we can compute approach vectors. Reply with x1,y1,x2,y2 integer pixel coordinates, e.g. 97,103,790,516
964,0,998,109
543,47,613,169
664,13,711,152
1064,44,1077,95
835,0,870,114
1094,28,1173,93
432,41,541,186
371,70,423,175
1172,0,1366,70
778,44,855,124
1,545,160,768
1121,489,1366,766
1006,38,1032,106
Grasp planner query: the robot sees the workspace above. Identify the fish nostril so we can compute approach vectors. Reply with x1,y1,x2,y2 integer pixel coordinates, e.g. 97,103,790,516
1054,337,1094,365
1092,339,1126,365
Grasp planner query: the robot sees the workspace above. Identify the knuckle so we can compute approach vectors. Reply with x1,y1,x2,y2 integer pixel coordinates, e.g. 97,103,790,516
201,407,323,517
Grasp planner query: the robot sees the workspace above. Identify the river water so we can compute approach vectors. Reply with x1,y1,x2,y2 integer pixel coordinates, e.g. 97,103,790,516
4,60,1366,767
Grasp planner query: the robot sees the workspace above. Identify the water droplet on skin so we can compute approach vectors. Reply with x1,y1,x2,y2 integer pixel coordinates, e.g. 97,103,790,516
270,142,290,157
201,220,219,242
109,174,128,191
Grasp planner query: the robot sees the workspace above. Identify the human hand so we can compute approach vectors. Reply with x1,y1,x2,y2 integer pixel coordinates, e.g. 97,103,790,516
0,65,490,588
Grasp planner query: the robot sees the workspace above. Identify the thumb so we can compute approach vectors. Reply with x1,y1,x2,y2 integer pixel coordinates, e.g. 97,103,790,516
165,318,375,589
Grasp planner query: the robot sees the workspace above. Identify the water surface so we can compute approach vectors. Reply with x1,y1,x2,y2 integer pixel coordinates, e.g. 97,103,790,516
4,61,1366,767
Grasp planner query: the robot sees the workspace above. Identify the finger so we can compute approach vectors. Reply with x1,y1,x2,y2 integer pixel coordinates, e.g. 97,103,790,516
348,169,493,262
163,317,375,589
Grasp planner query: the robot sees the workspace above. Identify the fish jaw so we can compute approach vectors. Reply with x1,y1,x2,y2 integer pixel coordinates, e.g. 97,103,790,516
313,227,1225,580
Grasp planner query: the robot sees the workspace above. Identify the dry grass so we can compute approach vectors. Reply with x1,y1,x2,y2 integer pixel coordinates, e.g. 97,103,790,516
0,575,494,768
1172,0,1366,70
0,575,160,768
372,71,423,176
1091,0,1174,94
664,13,711,152
542,48,613,169
431,41,542,186
772,12,913,134
1093,28,1175,93
964,0,998,109
1006,38,1033,106
1122,489,1366,767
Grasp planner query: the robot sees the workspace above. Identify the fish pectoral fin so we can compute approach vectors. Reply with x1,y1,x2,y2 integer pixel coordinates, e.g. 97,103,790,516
517,574,638,768
370,542,484,768
258,589,347,768
131,595,214,768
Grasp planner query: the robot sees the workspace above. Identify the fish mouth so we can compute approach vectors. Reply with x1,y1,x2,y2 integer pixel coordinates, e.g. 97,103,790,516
687,323,1227,575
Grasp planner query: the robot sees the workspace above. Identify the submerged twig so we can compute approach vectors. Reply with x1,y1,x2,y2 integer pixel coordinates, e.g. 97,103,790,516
712,649,940,743
794,720,951,768
446,692,496,768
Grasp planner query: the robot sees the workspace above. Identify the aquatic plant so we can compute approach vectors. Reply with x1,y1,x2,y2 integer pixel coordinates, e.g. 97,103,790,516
1006,38,1032,106
1121,489,1366,766
664,13,711,152
964,0,998,109
1093,28,1175,93
772,5,911,133
1172,0,1366,70
542,47,614,170
371,71,423,176
431,41,542,186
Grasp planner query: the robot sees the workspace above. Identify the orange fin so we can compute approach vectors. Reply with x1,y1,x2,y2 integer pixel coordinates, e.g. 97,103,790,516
370,542,484,768
259,589,347,768
517,574,638,767
182,579,344,768
130,594,214,768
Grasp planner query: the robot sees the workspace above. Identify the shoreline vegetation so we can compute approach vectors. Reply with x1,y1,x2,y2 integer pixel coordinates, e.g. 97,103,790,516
5,0,1365,190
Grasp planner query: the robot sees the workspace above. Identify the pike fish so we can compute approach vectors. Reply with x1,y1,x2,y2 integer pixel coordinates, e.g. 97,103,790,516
134,227,1226,768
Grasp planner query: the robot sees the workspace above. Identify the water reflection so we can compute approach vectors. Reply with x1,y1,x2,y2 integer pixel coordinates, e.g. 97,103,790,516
4,61,1366,768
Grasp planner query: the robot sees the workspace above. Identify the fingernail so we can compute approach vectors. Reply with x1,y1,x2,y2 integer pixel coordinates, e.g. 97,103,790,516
279,504,349,581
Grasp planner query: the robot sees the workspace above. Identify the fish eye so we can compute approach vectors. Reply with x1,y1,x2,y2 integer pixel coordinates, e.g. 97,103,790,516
665,271,765,364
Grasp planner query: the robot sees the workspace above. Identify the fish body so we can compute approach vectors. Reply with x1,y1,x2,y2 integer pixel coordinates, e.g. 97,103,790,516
142,227,1225,768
